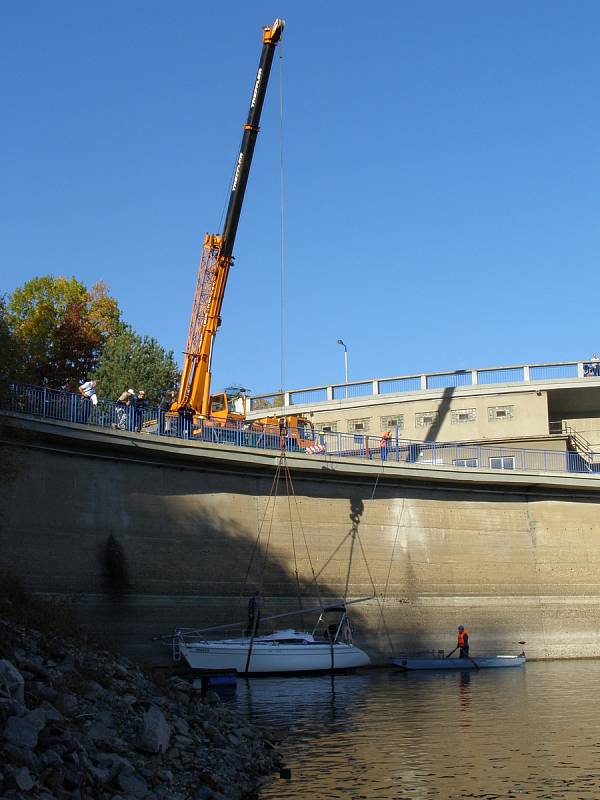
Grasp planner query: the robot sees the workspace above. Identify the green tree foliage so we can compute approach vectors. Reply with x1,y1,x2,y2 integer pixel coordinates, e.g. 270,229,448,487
0,296,19,400
6,276,122,387
93,327,179,404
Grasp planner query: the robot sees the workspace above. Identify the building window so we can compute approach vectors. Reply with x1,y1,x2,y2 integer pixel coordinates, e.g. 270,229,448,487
453,458,479,467
415,411,439,428
380,415,404,431
489,456,515,470
348,418,370,433
488,405,513,422
451,408,476,424
318,422,338,433
417,451,446,465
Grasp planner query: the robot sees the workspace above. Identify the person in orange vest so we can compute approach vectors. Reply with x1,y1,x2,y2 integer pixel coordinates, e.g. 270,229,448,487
380,430,391,461
457,625,470,658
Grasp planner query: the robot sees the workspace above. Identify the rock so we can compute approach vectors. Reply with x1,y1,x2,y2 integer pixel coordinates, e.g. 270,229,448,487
117,769,149,798
195,787,227,800
172,716,190,736
3,707,47,748
63,766,82,789
14,766,35,791
138,705,170,754
88,764,112,784
41,749,64,768
41,702,63,723
19,657,52,680
83,680,105,700
113,663,130,679
4,743,41,771
87,720,117,745
33,681,59,702
0,698,26,722
0,660,25,704
174,734,194,749
204,691,221,706
157,769,174,784
204,725,227,748
40,765,65,792
95,752,134,782
59,692,78,716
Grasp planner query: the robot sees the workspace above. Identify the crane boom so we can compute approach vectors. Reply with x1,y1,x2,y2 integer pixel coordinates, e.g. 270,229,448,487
177,19,284,415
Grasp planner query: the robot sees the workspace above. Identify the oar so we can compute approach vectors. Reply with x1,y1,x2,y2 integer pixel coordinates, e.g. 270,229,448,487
446,645,480,669
464,652,480,670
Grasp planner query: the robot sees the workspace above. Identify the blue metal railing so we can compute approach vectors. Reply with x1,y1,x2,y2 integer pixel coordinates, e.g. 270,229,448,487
476,367,525,385
379,376,422,394
530,364,579,380
250,359,597,410
3,383,598,477
332,381,372,400
426,371,472,390
289,387,328,405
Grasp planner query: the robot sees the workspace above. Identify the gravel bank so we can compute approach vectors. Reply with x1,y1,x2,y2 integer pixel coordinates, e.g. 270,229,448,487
0,612,281,799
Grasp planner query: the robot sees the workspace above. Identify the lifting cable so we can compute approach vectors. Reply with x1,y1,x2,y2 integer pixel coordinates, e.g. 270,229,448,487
365,473,397,653
278,39,286,393
336,471,396,652
240,453,283,599
282,450,325,613
377,499,407,643
284,455,305,628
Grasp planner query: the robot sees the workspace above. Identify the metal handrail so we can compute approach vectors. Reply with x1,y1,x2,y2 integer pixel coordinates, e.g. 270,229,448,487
3,383,599,478
250,358,598,410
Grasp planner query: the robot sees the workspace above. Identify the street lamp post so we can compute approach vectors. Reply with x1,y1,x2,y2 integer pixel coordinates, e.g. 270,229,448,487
337,339,348,397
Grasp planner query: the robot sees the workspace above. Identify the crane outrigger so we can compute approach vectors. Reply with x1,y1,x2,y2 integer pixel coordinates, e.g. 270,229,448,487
174,19,313,447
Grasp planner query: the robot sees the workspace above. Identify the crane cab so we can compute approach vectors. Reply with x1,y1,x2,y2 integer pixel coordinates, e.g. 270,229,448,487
209,386,247,424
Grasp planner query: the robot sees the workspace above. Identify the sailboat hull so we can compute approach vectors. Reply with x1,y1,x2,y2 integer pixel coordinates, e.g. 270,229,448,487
179,638,371,674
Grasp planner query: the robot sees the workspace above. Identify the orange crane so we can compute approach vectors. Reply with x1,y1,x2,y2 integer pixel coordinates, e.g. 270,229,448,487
174,19,314,447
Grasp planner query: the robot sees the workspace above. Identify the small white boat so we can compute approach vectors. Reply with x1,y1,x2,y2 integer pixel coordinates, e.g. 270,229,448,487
391,654,526,670
172,603,371,674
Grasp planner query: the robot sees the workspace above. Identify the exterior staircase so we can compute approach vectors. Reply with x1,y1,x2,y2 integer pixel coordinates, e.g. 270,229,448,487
549,421,598,472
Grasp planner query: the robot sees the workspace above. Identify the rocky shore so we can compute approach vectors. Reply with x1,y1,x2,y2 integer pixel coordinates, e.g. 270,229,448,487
0,607,282,800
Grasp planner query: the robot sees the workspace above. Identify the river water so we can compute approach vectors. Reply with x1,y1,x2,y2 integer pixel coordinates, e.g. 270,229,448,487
231,661,600,800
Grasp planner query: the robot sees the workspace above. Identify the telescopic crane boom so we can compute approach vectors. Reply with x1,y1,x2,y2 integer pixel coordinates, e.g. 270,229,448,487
176,19,284,417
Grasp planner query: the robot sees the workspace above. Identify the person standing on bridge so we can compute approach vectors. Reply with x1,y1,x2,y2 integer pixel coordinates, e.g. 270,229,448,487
457,625,470,658
380,430,391,461
78,379,98,423
134,390,147,432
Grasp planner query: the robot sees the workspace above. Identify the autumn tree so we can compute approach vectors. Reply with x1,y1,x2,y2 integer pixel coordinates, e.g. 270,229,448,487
0,296,18,394
6,276,122,387
93,327,179,404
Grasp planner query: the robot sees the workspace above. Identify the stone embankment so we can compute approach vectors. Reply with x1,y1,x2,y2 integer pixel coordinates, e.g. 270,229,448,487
0,614,281,799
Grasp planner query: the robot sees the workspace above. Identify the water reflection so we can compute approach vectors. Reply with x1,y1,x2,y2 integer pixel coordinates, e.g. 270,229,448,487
231,662,600,799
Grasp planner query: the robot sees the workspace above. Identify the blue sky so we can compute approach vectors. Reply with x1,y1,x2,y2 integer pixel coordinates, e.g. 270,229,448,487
2,2,600,395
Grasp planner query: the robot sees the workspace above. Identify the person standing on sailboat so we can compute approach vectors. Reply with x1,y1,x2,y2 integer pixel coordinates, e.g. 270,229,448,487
246,590,261,636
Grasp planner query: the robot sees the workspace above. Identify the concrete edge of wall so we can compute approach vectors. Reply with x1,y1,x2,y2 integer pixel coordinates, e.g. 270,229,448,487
2,410,600,498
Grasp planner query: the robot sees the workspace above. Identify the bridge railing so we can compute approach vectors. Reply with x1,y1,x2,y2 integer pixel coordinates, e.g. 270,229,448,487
249,358,599,412
3,383,598,477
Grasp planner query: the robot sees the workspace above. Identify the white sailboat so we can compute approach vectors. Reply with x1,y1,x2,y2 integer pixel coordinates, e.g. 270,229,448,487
173,602,371,674
166,439,377,675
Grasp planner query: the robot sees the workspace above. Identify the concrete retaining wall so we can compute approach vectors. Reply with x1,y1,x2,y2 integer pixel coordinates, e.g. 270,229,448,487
2,413,600,664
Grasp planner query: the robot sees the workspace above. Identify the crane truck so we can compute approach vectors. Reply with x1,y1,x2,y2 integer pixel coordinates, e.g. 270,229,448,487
173,19,315,449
